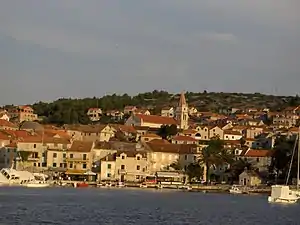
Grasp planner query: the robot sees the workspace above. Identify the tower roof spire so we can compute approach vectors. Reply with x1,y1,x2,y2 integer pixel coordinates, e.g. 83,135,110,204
178,91,187,106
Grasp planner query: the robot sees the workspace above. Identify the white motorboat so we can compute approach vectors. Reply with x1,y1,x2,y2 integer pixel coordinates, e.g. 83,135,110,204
24,173,51,188
0,168,35,186
268,185,299,204
229,185,243,194
25,182,50,188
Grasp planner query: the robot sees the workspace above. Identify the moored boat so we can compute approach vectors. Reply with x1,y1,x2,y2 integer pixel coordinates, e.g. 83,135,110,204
229,185,243,194
268,185,299,204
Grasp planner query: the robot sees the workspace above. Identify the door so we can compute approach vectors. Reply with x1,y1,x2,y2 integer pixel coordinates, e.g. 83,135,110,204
120,175,125,182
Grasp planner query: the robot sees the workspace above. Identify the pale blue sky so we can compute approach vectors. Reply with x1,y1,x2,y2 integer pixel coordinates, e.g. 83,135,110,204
1,0,300,105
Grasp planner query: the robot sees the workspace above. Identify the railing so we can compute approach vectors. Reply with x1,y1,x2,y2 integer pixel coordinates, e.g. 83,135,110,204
118,169,127,174
65,158,89,162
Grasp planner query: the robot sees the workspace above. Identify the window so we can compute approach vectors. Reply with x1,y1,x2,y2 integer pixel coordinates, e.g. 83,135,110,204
194,156,197,161
121,165,125,170
256,158,260,162
33,144,36,148
53,153,57,158
184,155,188,160
136,165,140,170
144,138,149,141
42,162,47,167
107,164,111,169
63,153,66,158
226,136,228,139
70,163,73,168
83,154,87,160
107,173,111,178
33,163,36,167
38,163,40,167
52,163,57,168
70,154,73,158
82,164,87,169
60,163,63,168
136,175,140,179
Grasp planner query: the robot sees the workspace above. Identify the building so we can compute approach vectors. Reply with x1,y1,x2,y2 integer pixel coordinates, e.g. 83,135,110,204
223,130,243,141
239,170,262,186
175,92,189,130
115,151,148,182
125,114,177,128
8,106,38,123
0,110,10,121
64,124,115,142
0,119,17,130
87,108,102,122
161,107,174,117
65,141,95,176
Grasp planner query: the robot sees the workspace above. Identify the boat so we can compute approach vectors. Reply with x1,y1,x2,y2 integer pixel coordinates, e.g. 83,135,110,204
229,185,243,194
140,183,147,188
0,167,35,186
24,173,51,188
268,185,298,203
74,182,89,188
268,127,300,203
117,182,125,187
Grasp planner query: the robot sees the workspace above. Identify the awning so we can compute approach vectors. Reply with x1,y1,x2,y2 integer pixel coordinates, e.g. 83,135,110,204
65,170,87,175
84,171,97,176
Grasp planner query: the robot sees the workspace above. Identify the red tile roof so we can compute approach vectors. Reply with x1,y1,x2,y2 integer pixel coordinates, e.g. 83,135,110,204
0,119,17,128
0,131,10,140
172,135,196,142
244,149,273,157
68,141,94,153
135,114,177,125
224,130,242,136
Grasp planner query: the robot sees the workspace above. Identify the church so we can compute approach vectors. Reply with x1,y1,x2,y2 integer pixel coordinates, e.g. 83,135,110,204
125,92,189,130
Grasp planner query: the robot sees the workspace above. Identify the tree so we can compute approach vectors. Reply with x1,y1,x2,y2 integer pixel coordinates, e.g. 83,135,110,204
200,138,233,183
186,163,204,182
270,135,297,182
229,159,252,182
169,161,182,171
158,124,178,140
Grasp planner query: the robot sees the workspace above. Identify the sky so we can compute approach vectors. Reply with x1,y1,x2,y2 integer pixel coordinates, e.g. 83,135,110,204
1,0,300,105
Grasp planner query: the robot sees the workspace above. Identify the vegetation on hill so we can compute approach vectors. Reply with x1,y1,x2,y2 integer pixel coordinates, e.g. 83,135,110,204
4,90,299,125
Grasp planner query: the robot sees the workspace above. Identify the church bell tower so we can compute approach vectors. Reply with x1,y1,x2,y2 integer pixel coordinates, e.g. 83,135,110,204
175,91,189,130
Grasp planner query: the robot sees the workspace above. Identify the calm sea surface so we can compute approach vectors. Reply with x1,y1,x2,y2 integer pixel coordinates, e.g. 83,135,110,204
0,187,299,225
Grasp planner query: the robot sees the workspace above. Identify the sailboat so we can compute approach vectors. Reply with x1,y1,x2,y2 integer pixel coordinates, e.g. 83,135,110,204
268,127,300,203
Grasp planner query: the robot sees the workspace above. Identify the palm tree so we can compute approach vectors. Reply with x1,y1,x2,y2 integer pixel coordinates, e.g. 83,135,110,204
200,138,233,183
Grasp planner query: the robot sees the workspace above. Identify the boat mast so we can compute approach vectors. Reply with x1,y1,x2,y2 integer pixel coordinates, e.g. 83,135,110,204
297,126,300,190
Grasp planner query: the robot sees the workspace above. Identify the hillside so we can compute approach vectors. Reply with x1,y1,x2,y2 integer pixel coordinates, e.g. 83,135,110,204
5,90,300,125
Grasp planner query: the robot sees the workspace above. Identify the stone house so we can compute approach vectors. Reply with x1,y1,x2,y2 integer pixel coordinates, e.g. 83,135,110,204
239,170,262,186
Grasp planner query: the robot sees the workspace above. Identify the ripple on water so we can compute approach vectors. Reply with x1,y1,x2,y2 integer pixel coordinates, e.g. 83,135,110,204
0,187,299,225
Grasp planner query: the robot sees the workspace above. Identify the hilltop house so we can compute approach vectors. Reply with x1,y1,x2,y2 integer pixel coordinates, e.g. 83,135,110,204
8,106,38,123
87,108,102,122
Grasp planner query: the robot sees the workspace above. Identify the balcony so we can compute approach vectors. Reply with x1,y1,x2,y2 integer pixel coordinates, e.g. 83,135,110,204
27,157,40,161
118,169,127,174
65,157,89,162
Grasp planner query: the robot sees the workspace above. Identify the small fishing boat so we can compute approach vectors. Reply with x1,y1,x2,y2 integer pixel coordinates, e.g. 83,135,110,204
74,182,89,188
140,183,147,188
229,185,243,194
